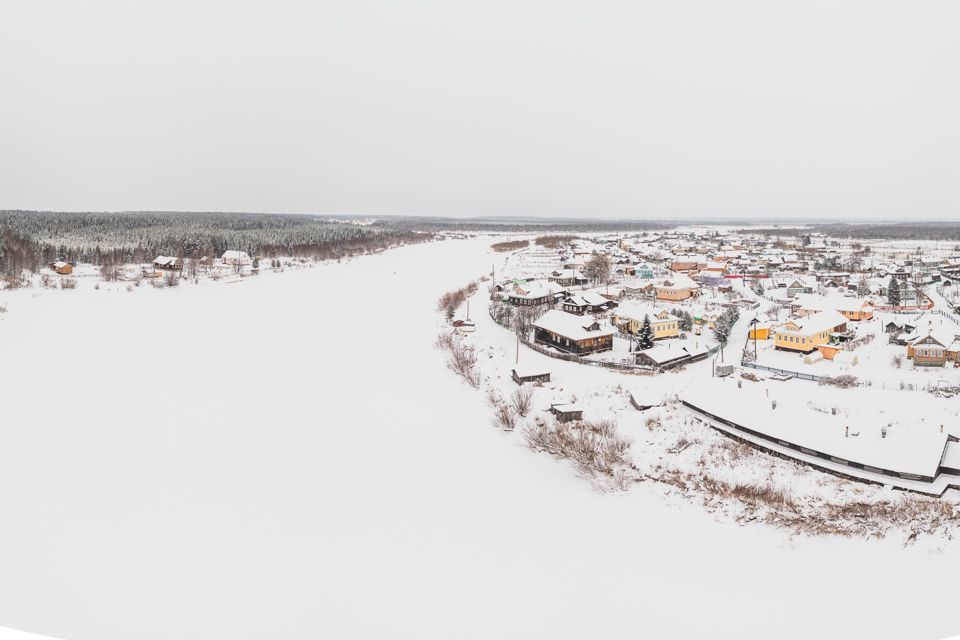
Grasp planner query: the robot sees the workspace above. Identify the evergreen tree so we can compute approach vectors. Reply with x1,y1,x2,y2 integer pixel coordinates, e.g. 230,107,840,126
887,276,901,306
637,314,654,350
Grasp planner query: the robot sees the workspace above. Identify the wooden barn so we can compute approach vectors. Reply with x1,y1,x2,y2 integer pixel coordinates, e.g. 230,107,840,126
50,261,73,275
549,403,583,423
511,365,551,385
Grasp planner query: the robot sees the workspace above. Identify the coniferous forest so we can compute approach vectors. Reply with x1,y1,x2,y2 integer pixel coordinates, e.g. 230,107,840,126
0,210,431,276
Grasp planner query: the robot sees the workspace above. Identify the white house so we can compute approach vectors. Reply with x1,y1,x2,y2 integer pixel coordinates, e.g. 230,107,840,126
221,250,252,266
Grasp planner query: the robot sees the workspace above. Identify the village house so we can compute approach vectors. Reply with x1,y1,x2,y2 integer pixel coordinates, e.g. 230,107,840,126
792,293,874,321
653,274,699,301
152,256,184,271
669,256,699,272
532,309,614,355
696,261,728,287
221,250,252,266
561,292,618,315
50,260,73,275
506,280,566,306
547,269,588,287
772,310,848,353
786,277,815,298
904,323,960,366
611,303,681,340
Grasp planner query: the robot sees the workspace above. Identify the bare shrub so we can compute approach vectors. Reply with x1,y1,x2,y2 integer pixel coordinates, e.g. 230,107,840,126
891,355,903,368
490,239,527,252
729,482,797,511
511,386,534,417
818,374,858,388
60,278,77,290
645,415,662,430
2,274,30,289
437,280,479,320
524,419,633,478
0,304,6,313
126,284,134,292
164,271,179,287
436,331,480,388
493,403,517,430
535,234,576,248
612,468,633,491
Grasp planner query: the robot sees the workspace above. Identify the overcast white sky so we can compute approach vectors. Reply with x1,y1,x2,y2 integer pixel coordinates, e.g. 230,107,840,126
1,1,958,219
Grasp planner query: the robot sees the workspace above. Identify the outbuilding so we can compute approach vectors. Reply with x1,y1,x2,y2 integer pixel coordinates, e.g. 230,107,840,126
511,365,551,385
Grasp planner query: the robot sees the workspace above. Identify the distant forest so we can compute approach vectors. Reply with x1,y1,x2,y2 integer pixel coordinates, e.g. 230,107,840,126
746,222,960,242
0,210,430,276
390,217,674,233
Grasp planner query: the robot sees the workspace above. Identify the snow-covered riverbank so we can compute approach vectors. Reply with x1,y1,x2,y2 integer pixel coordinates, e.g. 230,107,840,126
0,238,958,640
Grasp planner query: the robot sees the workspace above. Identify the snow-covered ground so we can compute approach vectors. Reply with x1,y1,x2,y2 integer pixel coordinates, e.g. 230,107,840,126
1,238,960,639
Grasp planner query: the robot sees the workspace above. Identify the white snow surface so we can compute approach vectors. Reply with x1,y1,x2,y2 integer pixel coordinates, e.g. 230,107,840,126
0,238,959,639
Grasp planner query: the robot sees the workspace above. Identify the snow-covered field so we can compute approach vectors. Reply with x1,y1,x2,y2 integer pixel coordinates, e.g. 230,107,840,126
1,238,959,640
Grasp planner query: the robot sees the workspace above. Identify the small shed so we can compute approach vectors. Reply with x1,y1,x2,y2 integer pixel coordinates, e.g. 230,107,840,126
549,403,583,423
817,345,841,360
51,261,73,275
512,365,551,385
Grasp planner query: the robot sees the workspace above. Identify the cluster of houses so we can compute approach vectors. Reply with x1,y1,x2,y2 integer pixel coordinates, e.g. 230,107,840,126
147,251,253,277
493,231,960,372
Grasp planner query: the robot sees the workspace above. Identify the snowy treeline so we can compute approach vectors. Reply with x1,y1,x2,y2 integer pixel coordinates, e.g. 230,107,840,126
0,211,430,275
748,222,960,242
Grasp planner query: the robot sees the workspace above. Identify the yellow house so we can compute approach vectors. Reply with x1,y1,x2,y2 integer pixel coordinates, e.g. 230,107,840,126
611,304,680,340
773,310,848,353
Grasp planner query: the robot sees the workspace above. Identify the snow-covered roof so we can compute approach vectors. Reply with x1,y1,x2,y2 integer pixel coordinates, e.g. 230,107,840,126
512,364,551,378
533,310,614,341
636,344,692,364
777,310,848,336
683,382,948,478
613,302,676,323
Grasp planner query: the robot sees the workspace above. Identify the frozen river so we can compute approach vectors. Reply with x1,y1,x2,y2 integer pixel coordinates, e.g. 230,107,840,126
0,238,957,640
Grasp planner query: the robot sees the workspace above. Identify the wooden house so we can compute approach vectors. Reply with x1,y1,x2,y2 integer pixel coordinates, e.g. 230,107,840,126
153,255,184,271
532,310,614,355
506,281,565,306
561,292,617,315
221,250,252,266
547,269,588,287
611,303,680,340
905,325,960,366
654,275,699,301
634,344,693,370
773,310,848,353
50,261,73,275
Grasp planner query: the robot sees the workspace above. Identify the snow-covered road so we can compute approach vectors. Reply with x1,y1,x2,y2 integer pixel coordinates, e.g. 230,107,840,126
0,238,958,640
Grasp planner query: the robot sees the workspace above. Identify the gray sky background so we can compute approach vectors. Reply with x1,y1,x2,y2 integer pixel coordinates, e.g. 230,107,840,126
1,0,958,219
